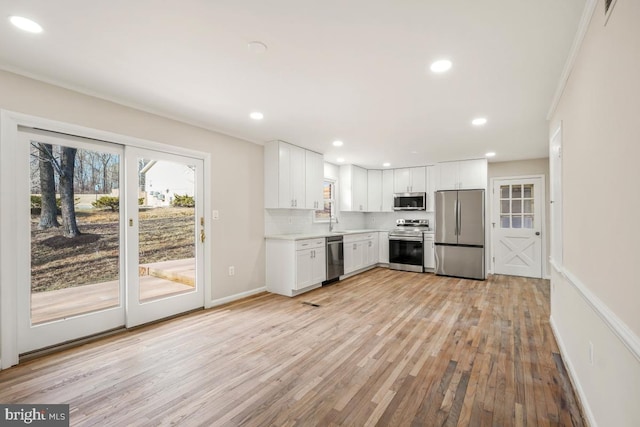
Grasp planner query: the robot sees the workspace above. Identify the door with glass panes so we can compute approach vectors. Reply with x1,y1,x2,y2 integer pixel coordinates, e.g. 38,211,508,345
492,177,543,278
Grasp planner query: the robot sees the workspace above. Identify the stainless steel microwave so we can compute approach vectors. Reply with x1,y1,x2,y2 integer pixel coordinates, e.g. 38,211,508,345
393,192,426,210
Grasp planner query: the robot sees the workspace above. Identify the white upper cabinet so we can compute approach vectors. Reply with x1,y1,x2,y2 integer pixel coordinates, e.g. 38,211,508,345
340,164,368,211
437,159,487,190
265,140,323,209
382,169,394,212
394,166,426,193
367,170,382,212
305,150,324,210
425,165,436,211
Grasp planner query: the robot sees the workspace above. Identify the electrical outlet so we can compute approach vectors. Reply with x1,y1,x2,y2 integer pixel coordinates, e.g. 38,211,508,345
212,210,219,220
588,341,594,365
228,266,235,276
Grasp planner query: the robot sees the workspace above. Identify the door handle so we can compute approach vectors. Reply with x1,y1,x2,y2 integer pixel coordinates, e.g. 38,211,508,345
535,231,540,236
200,229,205,243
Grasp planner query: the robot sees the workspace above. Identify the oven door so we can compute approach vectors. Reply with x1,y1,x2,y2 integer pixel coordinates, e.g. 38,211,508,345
389,237,424,273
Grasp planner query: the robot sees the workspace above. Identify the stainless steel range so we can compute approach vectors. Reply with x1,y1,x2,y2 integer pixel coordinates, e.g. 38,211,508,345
388,219,431,273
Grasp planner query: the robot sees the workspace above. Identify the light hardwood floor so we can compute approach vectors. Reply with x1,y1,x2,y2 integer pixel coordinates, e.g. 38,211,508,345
0,268,584,426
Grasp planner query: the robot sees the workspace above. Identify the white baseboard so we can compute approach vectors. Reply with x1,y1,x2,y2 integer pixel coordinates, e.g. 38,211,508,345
207,286,266,308
549,316,597,427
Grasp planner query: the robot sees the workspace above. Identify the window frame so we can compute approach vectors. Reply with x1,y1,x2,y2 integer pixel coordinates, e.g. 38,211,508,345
314,178,336,223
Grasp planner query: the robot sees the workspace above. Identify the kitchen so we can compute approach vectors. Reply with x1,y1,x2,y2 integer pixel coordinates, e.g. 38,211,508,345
265,142,490,296
0,1,638,426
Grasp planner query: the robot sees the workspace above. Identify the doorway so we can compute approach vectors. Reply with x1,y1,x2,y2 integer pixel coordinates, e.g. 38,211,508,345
2,120,207,360
491,176,545,278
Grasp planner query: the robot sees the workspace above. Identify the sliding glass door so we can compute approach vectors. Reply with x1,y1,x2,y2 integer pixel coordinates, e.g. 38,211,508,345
15,129,205,354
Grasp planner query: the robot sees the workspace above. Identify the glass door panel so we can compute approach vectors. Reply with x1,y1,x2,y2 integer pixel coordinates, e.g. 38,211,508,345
126,147,204,328
18,128,125,353
137,158,197,302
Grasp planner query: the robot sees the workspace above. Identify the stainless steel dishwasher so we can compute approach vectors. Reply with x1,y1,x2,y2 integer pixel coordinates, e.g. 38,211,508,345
324,235,344,285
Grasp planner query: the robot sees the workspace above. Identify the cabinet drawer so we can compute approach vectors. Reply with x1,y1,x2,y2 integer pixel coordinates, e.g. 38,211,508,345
296,238,325,250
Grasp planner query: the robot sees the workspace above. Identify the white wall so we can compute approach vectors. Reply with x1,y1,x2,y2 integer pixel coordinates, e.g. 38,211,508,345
549,1,640,425
0,70,265,304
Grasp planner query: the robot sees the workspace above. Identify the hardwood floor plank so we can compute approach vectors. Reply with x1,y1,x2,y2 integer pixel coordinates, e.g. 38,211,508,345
0,269,585,426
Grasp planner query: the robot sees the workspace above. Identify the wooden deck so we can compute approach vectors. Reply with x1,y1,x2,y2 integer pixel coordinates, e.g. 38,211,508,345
31,258,195,324
4,268,585,426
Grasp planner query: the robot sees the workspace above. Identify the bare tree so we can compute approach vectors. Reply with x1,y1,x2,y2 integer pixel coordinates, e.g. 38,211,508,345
59,147,81,237
33,143,60,229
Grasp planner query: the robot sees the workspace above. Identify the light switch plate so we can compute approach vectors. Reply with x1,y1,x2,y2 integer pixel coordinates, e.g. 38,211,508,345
212,210,219,220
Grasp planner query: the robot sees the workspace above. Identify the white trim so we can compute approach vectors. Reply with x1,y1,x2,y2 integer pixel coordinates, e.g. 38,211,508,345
547,0,598,120
208,287,266,307
549,315,598,427
489,174,547,279
556,265,640,363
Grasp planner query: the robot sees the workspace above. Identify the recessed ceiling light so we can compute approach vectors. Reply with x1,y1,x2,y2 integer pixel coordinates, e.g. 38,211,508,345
249,111,264,120
247,41,268,54
9,16,43,33
382,162,391,167
472,117,487,126
332,140,344,147
485,152,496,158
430,59,452,73
336,157,345,163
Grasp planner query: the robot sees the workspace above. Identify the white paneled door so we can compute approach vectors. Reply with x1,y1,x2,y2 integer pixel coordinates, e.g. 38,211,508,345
492,177,543,278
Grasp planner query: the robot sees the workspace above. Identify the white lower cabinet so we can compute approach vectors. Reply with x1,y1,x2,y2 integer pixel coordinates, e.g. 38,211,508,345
344,233,378,275
423,233,435,271
379,231,389,263
266,238,326,296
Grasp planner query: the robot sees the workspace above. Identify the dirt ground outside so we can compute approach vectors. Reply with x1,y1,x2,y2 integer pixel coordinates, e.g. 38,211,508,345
31,206,195,292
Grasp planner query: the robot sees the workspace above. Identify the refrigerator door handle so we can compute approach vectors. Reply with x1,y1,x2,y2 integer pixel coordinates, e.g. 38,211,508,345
454,200,459,236
457,200,462,236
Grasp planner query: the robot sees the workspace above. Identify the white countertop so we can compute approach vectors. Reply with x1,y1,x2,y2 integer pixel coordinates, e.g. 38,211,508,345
265,229,386,241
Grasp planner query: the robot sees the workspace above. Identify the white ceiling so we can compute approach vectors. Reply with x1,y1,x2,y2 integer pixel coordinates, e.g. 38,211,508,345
0,0,586,169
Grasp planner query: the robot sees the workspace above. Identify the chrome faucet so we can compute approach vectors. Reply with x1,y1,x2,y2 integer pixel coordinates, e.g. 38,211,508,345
329,215,339,232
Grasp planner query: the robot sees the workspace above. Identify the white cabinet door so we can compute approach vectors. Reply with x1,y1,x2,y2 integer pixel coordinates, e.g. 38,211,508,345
426,165,436,212
353,166,368,211
367,170,382,212
409,167,426,192
365,235,378,266
437,162,459,190
344,241,365,273
458,159,487,190
382,170,394,211
274,141,306,208
311,247,326,284
378,232,389,263
305,150,324,210
295,249,313,290
340,165,368,211
394,168,411,193
289,144,306,208
423,235,435,270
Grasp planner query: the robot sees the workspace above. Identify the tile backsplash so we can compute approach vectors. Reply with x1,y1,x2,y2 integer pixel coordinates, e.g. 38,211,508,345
265,209,434,235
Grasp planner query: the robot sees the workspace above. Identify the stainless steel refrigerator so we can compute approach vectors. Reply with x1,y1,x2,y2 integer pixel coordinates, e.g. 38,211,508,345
434,189,485,280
